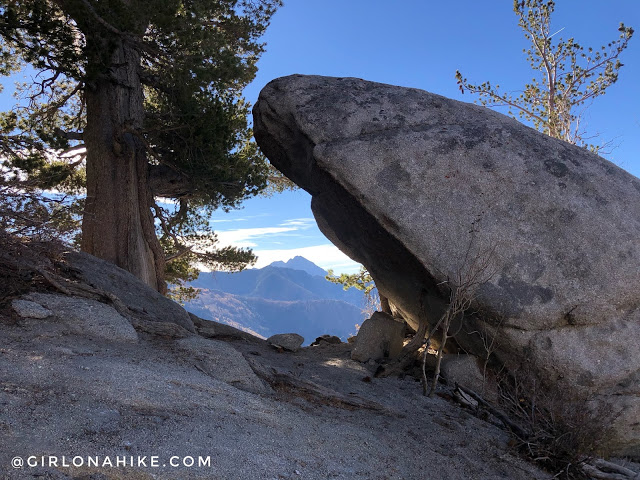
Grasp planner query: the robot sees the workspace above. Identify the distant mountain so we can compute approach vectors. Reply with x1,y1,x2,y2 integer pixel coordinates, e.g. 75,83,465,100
186,291,363,342
269,256,328,277
183,257,367,344
190,264,363,305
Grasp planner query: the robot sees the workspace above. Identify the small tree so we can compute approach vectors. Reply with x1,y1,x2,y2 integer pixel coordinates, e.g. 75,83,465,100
326,266,376,300
326,266,393,314
455,0,633,153
422,244,496,396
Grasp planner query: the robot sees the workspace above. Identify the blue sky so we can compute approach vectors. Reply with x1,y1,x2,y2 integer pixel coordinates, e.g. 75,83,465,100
214,0,640,273
1,2,638,274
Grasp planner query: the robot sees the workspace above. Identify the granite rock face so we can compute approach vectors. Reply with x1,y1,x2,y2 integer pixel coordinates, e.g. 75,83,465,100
24,292,139,343
253,74,640,457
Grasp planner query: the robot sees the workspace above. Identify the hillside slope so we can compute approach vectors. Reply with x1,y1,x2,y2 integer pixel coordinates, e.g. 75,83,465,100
186,290,363,341
184,259,368,342
0,243,626,479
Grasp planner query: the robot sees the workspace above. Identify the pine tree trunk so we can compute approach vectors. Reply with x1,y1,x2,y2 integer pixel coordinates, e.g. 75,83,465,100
81,38,166,293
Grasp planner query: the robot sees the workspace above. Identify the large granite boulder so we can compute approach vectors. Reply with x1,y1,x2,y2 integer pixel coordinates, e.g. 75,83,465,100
253,74,640,456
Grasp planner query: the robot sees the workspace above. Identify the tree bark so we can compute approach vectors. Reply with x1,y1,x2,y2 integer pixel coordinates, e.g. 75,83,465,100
81,38,166,293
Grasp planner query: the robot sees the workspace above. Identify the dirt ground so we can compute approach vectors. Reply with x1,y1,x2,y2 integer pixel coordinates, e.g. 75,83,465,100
0,302,556,480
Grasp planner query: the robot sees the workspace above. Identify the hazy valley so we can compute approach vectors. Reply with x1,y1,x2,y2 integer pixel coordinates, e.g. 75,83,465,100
184,256,369,343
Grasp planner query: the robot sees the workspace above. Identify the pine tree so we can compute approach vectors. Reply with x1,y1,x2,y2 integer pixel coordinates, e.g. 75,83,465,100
455,0,633,153
0,0,282,293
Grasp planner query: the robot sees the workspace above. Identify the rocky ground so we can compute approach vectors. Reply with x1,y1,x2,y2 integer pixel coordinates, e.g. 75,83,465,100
0,300,551,480
1,245,637,480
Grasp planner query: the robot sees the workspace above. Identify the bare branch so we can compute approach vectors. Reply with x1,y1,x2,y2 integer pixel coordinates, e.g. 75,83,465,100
456,1,633,152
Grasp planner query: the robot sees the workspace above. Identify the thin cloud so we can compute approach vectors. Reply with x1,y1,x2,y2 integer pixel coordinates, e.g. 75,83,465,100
208,217,361,274
215,218,316,248
210,213,273,224
280,218,316,227
210,218,248,224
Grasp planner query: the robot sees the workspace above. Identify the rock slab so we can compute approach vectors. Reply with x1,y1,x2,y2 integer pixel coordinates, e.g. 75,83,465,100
253,74,640,457
24,292,138,343
176,336,271,394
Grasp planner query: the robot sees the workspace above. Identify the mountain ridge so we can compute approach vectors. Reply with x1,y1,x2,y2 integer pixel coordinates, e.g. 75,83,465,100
184,257,366,343
268,255,328,277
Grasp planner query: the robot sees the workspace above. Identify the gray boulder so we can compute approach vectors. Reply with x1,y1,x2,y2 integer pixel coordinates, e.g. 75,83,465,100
64,251,195,333
440,354,498,402
267,333,304,352
253,74,640,457
351,312,405,363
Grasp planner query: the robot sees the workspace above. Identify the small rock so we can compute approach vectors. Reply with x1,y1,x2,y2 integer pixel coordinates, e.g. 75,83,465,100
11,299,53,319
267,333,304,352
310,335,342,346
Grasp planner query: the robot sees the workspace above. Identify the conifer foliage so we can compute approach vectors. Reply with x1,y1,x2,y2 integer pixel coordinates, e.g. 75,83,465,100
0,0,282,293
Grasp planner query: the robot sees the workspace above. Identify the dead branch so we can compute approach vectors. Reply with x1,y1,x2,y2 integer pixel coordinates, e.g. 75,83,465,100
588,459,640,479
581,462,639,480
420,238,498,396
455,385,529,439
